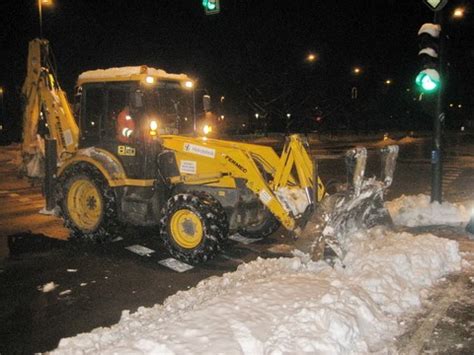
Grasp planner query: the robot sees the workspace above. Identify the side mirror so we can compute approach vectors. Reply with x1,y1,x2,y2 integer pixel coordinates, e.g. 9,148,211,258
130,91,144,109
202,94,211,112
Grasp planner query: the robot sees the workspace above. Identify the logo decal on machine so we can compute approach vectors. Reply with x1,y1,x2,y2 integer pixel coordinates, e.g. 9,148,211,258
224,155,247,173
183,143,215,158
118,145,136,156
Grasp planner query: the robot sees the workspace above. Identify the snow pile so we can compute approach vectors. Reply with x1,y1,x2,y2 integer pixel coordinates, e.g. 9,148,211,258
386,194,470,227
53,228,461,354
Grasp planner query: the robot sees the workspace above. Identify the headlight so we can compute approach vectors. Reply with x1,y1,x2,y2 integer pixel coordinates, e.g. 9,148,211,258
150,120,158,131
203,124,212,135
145,76,155,84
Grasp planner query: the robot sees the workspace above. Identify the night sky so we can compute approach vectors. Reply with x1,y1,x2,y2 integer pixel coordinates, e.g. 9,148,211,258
1,0,472,134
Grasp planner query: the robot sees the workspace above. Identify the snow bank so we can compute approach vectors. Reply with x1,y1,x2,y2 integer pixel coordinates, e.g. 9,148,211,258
53,228,461,354
386,194,470,227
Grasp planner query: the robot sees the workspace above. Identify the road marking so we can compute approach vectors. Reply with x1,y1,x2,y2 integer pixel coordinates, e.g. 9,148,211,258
158,258,194,272
125,244,155,257
229,233,262,244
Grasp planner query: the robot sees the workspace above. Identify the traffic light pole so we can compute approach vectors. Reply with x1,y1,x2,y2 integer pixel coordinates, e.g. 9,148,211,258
431,9,445,203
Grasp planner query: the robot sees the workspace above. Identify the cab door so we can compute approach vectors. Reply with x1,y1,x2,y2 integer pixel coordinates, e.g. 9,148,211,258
79,83,145,179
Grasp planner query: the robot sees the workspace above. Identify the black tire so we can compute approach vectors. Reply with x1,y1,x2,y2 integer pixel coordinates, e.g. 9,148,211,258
58,163,120,242
160,191,228,264
238,206,280,239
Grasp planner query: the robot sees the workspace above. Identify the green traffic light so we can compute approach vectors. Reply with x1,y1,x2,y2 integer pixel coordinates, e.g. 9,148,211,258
202,0,216,10
415,69,440,93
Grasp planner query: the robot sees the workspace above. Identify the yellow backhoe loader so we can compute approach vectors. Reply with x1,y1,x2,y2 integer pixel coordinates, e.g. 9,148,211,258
20,39,398,264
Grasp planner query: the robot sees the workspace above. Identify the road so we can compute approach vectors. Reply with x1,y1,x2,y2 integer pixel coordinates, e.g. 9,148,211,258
1,133,474,353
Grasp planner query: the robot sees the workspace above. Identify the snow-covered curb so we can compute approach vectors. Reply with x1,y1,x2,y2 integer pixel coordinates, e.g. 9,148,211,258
53,227,461,354
386,194,470,227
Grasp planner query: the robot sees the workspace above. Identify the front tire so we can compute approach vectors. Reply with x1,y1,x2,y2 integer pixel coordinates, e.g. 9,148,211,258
160,192,228,264
59,164,120,242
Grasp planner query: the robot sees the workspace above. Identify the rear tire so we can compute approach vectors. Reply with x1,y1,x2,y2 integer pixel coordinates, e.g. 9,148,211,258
160,192,228,264
58,164,120,242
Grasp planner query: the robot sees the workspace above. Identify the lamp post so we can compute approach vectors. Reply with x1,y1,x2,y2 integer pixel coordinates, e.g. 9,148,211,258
0,87,4,129
38,0,53,38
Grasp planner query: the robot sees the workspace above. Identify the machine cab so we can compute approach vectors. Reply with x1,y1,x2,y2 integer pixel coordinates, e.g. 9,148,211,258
74,66,195,178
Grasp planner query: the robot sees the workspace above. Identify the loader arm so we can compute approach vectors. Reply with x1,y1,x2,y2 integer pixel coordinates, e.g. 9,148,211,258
161,134,324,234
21,39,79,176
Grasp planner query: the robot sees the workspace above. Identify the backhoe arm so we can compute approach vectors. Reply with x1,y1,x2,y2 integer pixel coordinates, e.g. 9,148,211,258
21,39,79,177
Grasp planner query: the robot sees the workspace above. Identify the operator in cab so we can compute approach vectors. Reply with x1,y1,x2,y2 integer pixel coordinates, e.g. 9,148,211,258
116,106,135,143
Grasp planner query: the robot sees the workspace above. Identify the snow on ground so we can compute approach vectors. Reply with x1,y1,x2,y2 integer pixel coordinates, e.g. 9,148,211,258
386,194,470,227
53,227,461,354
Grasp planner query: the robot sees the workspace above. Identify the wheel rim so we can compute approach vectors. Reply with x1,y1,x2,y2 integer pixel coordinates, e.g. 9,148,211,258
170,209,203,249
67,179,102,231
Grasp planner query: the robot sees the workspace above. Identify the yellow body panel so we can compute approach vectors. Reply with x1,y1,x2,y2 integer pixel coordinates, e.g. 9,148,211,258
161,134,325,232
58,148,154,188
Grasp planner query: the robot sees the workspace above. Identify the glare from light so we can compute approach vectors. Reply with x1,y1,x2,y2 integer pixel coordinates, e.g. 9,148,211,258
41,0,53,6
255,113,259,119
149,120,158,131
145,76,155,84
184,80,194,89
286,113,291,118
458,104,462,108
449,103,454,107
385,79,392,85
220,115,225,120
0,87,3,95
353,67,361,74
91,121,95,126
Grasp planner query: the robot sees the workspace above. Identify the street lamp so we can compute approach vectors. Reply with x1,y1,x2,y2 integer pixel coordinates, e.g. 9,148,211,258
306,53,318,63
453,7,465,19
384,79,392,85
38,0,53,38
353,67,362,75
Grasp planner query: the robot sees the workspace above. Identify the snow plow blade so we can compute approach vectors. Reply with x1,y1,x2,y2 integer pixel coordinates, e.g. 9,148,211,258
295,145,399,263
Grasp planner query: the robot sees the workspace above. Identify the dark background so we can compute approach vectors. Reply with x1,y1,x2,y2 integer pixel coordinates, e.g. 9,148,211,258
0,0,473,136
